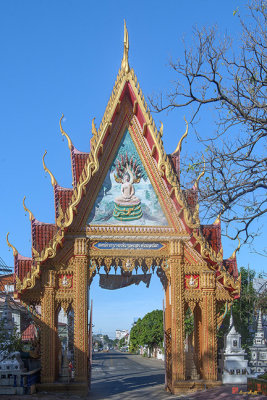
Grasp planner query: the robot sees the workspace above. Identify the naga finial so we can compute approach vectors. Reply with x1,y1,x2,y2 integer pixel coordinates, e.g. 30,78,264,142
230,237,241,259
92,117,98,136
42,150,58,187
194,155,205,189
6,232,18,257
214,214,221,225
214,205,225,224
23,196,35,221
172,116,188,155
159,121,163,137
60,114,73,151
121,20,129,74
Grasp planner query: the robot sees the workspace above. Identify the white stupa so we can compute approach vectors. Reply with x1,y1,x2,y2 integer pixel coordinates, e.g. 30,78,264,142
249,309,267,375
218,311,249,384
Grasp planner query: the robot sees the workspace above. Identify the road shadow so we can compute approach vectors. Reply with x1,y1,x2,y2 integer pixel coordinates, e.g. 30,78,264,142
91,372,165,399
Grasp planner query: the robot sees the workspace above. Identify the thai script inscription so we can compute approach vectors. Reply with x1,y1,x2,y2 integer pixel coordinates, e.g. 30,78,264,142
93,241,164,250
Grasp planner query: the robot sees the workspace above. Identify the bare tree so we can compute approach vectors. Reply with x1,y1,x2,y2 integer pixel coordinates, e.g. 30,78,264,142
150,0,267,243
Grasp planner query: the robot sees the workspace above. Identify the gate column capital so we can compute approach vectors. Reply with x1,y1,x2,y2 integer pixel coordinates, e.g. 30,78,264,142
200,270,216,290
74,238,88,256
169,239,184,257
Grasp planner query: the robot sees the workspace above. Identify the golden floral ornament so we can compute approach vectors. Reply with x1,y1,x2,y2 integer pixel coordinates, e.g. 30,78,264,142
59,274,73,289
185,274,199,289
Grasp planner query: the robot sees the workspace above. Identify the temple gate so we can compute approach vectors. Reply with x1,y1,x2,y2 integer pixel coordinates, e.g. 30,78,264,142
7,23,240,395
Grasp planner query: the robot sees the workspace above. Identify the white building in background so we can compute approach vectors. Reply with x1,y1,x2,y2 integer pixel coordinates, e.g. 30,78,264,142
218,312,250,384
249,309,267,375
116,329,129,340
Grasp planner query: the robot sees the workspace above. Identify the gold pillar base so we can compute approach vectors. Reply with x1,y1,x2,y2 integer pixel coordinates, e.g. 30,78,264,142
172,380,222,395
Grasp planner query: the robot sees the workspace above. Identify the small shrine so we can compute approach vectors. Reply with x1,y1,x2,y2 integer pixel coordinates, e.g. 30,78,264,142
218,312,249,384
249,309,267,375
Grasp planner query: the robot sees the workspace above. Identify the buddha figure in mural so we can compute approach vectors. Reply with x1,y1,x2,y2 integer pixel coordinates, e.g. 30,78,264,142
113,154,143,221
116,172,140,205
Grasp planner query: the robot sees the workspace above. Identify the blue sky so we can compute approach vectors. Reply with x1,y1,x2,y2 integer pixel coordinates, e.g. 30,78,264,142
0,1,265,337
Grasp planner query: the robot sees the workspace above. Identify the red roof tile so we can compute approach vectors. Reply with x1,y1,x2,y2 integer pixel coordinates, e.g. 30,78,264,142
183,189,198,215
32,221,57,254
54,186,73,218
0,274,14,291
15,255,32,282
201,224,222,254
223,258,238,279
72,148,89,187
21,323,37,341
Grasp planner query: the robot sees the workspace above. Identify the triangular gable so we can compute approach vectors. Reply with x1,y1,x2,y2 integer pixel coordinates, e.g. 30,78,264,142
87,129,169,226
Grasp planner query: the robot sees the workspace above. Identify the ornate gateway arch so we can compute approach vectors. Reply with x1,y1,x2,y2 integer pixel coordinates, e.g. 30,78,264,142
7,23,240,394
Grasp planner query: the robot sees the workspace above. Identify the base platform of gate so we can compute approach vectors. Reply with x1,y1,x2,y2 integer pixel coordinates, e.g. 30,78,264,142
172,380,222,394
36,382,88,395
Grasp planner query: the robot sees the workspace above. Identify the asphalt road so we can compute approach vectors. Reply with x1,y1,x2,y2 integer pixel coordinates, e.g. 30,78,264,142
89,351,267,400
90,350,172,400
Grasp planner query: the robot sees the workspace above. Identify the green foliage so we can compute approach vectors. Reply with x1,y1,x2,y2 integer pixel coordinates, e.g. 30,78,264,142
217,266,258,352
129,310,163,353
119,336,126,348
129,318,142,353
185,308,194,336
0,319,23,354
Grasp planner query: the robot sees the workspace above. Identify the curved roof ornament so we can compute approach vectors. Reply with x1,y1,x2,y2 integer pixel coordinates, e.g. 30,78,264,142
121,20,129,74
159,121,163,138
172,116,188,155
59,114,73,151
230,237,241,259
23,196,35,221
194,155,205,189
6,232,18,257
92,117,98,136
42,150,58,187
214,205,225,224
214,215,221,225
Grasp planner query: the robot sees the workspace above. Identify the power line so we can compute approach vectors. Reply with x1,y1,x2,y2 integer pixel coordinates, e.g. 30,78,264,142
0,257,13,275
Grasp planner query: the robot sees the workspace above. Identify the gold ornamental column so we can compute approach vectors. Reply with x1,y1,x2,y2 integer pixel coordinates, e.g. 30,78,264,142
165,282,171,332
164,281,172,390
73,238,89,382
170,240,185,383
200,271,217,381
40,271,56,383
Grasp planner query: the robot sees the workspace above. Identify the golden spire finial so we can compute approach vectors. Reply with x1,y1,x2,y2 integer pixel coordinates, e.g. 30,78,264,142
23,196,35,221
92,117,98,136
121,20,129,74
214,206,225,224
214,215,220,224
230,237,241,259
172,116,188,155
159,121,163,137
6,233,18,257
60,114,73,151
194,155,206,189
42,150,58,187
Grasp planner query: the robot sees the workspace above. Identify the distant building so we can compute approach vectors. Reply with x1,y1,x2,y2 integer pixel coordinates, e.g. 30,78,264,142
116,329,129,340
0,274,37,343
249,309,267,375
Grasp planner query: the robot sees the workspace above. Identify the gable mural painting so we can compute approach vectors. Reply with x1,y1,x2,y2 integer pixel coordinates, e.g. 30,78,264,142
87,130,168,226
